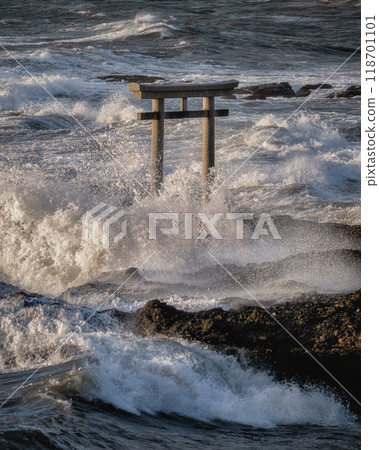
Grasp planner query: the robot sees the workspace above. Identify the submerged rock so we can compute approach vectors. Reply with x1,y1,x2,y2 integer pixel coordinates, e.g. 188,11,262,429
327,85,361,98
97,74,165,83
295,83,333,97
239,82,295,100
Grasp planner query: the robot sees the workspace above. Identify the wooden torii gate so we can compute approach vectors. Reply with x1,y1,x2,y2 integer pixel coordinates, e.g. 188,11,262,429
128,79,239,199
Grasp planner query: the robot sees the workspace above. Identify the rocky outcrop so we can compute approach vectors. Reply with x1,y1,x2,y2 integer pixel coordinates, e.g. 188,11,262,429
97,74,165,83
295,83,333,97
128,291,360,356
237,82,295,100
113,291,361,407
327,85,361,98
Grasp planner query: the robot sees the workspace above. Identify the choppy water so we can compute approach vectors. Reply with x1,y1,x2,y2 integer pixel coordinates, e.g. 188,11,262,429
0,0,360,448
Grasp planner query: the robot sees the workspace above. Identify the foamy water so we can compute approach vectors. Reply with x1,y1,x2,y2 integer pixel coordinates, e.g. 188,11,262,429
0,296,354,429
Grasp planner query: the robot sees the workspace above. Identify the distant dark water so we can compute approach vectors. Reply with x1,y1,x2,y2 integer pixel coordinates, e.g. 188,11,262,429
0,399,361,450
0,0,361,72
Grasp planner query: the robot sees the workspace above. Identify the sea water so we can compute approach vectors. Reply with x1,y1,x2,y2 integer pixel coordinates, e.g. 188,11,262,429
0,1,360,448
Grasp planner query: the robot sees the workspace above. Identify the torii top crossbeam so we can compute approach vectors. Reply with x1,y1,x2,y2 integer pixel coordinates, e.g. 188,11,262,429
128,80,239,99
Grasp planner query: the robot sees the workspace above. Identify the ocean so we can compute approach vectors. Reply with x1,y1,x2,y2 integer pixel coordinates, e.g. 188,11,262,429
0,0,360,448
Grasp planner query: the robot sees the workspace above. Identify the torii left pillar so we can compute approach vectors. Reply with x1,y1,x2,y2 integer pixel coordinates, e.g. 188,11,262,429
150,98,165,195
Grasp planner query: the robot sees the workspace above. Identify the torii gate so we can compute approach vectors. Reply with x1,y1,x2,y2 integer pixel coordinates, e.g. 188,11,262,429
128,80,239,199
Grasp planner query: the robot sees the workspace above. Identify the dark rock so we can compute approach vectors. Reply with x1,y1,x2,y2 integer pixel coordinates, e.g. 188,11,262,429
130,292,360,357
327,85,361,98
244,93,267,100
0,282,21,298
296,83,333,97
97,74,165,83
242,82,295,100
296,89,312,98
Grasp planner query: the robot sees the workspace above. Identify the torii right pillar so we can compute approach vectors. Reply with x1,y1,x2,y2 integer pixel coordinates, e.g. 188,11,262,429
202,96,215,201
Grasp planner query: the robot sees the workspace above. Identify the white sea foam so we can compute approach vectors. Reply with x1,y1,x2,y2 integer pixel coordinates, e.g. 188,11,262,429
0,148,359,297
0,74,96,110
82,332,354,428
70,94,138,124
0,74,138,124
58,13,178,44
0,297,355,428
0,191,109,296
231,113,360,195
